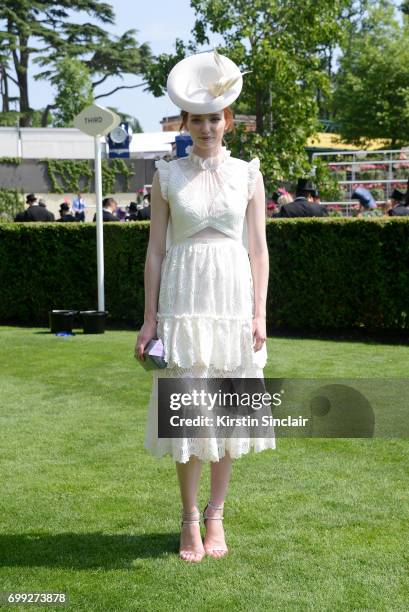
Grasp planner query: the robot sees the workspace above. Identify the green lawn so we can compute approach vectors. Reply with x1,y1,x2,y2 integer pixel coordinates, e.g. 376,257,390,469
0,326,408,611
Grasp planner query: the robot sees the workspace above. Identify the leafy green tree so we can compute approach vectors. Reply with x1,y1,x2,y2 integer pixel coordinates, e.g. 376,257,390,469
142,0,351,188
316,0,375,123
0,108,52,127
143,39,197,97
0,0,151,126
333,2,409,147
49,57,93,127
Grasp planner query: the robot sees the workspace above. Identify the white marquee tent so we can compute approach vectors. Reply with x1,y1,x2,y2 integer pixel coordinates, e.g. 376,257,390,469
0,127,179,159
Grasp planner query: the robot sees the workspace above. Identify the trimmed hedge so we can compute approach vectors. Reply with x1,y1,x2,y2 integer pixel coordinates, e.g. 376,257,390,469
0,218,408,331
266,217,409,332
0,222,149,327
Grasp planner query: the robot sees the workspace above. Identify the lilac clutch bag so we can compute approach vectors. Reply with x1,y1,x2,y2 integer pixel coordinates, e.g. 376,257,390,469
140,338,168,370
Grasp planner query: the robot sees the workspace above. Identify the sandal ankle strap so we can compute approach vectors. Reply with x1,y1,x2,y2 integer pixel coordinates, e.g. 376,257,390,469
203,501,224,521
207,500,224,510
181,507,201,524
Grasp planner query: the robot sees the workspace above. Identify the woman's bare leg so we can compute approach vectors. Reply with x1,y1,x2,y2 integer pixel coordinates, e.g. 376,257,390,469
176,455,205,562
204,451,233,558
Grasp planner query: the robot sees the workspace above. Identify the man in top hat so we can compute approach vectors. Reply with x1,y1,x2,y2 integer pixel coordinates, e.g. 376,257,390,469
19,193,55,222
57,202,76,222
126,202,139,221
387,189,407,216
388,186,409,216
277,179,328,217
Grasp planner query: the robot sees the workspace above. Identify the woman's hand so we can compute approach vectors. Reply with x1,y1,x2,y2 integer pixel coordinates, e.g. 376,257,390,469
252,316,266,352
135,320,158,362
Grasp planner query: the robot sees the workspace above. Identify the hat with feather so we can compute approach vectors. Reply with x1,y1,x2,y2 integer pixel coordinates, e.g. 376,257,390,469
166,49,250,113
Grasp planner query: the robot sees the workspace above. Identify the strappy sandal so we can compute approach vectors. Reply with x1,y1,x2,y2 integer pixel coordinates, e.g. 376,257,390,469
179,507,205,563
203,501,228,558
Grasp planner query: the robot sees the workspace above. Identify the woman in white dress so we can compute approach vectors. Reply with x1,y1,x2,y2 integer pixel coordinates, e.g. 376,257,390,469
135,50,275,563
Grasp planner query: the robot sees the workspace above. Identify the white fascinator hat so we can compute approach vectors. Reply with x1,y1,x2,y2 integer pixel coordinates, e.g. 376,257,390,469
167,49,250,114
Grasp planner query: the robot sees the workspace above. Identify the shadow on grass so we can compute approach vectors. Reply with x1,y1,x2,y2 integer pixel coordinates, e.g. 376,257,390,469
4,321,409,346
3,321,409,346
0,533,180,567
267,326,409,346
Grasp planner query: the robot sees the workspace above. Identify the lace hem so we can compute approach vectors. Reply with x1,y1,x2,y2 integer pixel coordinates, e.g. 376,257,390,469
144,363,275,462
248,158,261,200
157,316,267,370
155,159,169,200
144,437,276,463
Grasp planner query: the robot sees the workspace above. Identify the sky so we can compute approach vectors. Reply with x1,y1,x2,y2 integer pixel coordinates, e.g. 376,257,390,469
26,0,223,132
12,0,405,133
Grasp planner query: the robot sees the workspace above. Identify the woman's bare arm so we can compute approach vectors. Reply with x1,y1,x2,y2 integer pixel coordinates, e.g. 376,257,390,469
135,170,169,359
246,171,269,351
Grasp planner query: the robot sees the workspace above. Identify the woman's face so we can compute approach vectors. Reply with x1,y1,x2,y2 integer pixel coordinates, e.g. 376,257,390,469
186,111,226,153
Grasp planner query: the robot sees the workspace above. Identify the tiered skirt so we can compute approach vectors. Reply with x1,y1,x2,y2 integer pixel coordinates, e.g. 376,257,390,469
144,232,276,462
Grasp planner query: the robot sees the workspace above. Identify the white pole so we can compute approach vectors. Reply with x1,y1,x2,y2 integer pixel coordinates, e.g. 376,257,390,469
94,135,105,311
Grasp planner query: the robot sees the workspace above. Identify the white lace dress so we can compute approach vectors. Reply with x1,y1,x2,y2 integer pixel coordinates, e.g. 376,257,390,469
144,146,276,463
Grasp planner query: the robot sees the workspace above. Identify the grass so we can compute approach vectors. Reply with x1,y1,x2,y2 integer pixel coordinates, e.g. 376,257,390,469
0,326,408,611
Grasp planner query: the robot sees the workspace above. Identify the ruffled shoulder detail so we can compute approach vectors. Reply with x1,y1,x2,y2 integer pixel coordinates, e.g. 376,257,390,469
248,157,261,200
155,159,170,201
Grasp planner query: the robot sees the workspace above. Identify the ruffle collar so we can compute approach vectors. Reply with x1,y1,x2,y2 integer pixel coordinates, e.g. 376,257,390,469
185,145,231,171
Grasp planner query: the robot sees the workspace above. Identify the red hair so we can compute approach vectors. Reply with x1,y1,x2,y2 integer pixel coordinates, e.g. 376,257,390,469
179,107,235,134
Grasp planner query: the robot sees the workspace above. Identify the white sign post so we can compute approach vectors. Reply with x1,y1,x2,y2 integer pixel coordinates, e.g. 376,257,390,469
74,104,121,312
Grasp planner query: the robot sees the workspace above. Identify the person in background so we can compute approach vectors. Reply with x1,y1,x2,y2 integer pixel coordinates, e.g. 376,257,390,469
19,193,55,222
278,193,293,206
37,197,56,219
270,193,293,218
92,197,119,222
388,183,409,216
126,202,139,221
116,206,127,222
278,179,328,217
312,189,321,205
143,189,151,206
266,191,281,215
266,199,276,217
271,191,280,206
386,189,405,215
136,189,145,207
57,202,76,222
72,192,86,222
138,192,151,220
351,187,379,217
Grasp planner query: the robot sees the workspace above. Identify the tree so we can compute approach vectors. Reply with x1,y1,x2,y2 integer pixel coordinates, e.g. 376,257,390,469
333,2,409,147
0,0,151,126
142,0,351,187
49,57,93,127
315,0,375,123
